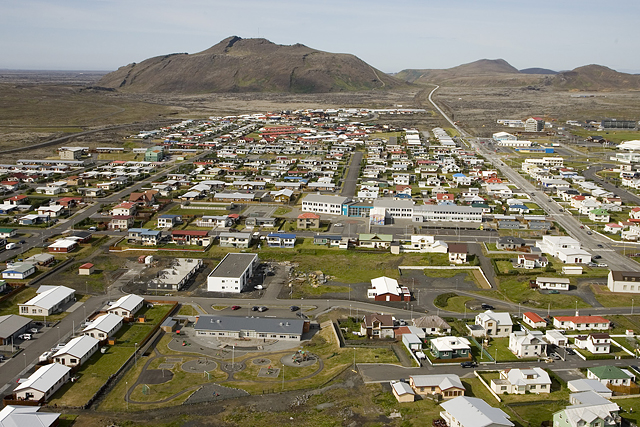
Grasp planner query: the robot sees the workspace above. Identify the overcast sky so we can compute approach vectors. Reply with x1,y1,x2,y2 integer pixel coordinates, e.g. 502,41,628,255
2,0,639,73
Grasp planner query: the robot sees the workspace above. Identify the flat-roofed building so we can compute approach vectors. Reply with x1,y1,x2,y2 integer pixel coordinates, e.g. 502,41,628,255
194,315,305,341
207,253,259,293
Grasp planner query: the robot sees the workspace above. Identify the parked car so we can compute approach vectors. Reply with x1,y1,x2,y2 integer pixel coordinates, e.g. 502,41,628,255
29,328,38,334
586,231,592,235
566,348,576,355
258,306,268,312
5,243,17,250
460,361,477,368
88,227,97,231
548,290,560,294
481,303,494,310
597,263,608,268
18,333,32,340
254,285,264,290
251,306,259,311
231,305,241,310
551,352,562,360
597,244,603,248
289,306,300,312
593,255,602,259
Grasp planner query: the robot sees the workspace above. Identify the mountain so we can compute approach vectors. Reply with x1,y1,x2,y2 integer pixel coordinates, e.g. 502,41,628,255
520,68,557,75
96,36,406,94
396,59,520,84
552,64,640,90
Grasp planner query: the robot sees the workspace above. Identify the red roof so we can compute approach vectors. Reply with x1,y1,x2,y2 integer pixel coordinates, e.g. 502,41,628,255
79,263,94,269
298,212,320,219
524,312,544,323
554,315,609,324
9,195,27,201
171,230,208,236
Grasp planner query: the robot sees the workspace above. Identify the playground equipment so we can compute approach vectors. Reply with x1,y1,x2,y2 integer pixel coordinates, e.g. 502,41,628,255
292,350,313,364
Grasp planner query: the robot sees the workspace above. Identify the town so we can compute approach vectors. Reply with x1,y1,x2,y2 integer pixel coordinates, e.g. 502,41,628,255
2,105,640,427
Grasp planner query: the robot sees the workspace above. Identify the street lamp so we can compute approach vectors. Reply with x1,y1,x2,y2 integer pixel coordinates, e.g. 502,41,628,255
353,347,356,371
57,326,60,341
282,364,285,391
632,299,635,316
134,343,138,366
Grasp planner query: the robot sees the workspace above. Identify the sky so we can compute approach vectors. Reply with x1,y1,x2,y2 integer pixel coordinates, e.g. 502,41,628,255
2,0,639,73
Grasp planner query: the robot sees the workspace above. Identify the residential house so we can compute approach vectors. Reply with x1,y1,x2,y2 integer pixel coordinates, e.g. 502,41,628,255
0,405,60,427
607,270,640,293
109,215,134,230
567,380,613,398
522,312,547,329
52,335,100,367
391,381,416,403
574,333,611,354
589,209,610,223
170,230,210,246
107,294,144,319
409,374,465,399
360,314,395,339
440,396,514,427
358,233,393,249
219,232,252,248
2,262,37,280
508,330,547,358
82,313,123,340
496,236,527,251
19,285,75,316
157,214,182,228
517,254,548,269
14,363,71,402
297,212,320,229
110,202,137,217
313,234,343,247
553,315,610,331
412,315,452,336
448,243,468,264
587,366,635,387
47,238,78,253
429,336,471,359
473,311,513,337
367,276,410,302
546,330,568,347
490,368,551,395
553,391,620,427
536,277,570,291
536,236,592,264
266,233,296,248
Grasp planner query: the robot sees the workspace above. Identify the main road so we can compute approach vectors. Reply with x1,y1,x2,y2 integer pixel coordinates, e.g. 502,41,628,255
427,85,640,272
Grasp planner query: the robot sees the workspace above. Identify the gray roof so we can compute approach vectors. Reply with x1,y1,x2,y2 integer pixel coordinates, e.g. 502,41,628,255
194,315,304,335
209,253,257,279
0,405,60,427
21,286,73,311
53,335,99,359
412,315,450,330
302,194,350,205
0,315,31,339
411,374,463,390
441,396,514,427
14,363,70,394
109,294,144,313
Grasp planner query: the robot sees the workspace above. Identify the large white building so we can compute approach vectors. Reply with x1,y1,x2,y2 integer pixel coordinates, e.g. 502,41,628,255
301,194,349,215
207,253,259,293
536,236,592,264
412,205,483,223
14,363,71,402
194,315,305,341
52,335,100,367
18,285,75,316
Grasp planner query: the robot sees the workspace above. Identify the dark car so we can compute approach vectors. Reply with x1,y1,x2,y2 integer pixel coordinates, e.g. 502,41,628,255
18,240,26,244
296,312,307,319
231,305,241,310
597,244,603,248
258,306,268,312
460,361,477,368
251,306,259,311
593,255,602,259
481,303,494,310
289,306,300,312
566,348,576,355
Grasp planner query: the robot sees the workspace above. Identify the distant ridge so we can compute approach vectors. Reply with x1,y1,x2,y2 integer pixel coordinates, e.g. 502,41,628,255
96,36,406,94
552,64,640,90
395,59,520,84
520,68,557,75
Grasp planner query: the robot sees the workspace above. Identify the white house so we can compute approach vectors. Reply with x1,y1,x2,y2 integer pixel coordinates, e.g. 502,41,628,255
536,277,570,291
574,333,611,354
608,270,640,293
522,312,547,329
508,330,547,358
18,285,75,316
52,335,100,367
207,253,259,293
0,406,60,427
545,330,568,347
367,276,410,301
587,366,635,387
107,294,144,318
82,313,123,339
553,315,610,331
14,363,71,402
409,374,465,399
473,311,513,337
490,368,551,395
536,236,592,264
440,396,514,427
2,262,37,280
567,379,613,398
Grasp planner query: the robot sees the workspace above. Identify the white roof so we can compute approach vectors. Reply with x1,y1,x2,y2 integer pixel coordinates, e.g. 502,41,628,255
477,310,513,327
14,363,70,393
109,294,144,313
568,379,612,395
83,313,122,334
430,336,471,352
53,335,99,359
505,368,551,386
411,374,463,390
0,405,60,427
392,381,415,396
441,396,513,427
21,286,74,311
370,276,400,296
47,239,77,249
302,194,350,204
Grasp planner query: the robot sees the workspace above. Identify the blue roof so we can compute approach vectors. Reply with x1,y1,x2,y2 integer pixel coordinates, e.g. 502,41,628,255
268,233,296,239
141,230,162,236
128,228,150,233
509,204,528,209
314,235,342,240
159,214,180,219
452,173,467,177
395,194,412,199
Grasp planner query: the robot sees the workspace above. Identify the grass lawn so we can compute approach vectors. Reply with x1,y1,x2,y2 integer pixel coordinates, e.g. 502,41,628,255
49,346,135,407
290,282,351,299
592,285,636,307
434,294,477,313
484,337,520,362
0,286,36,316
177,304,198,316
607,315,640,334
615,397,640,426
489,276,591,310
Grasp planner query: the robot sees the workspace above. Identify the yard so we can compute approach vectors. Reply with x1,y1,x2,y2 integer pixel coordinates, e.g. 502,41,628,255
481,337,521,362
433,293,477,314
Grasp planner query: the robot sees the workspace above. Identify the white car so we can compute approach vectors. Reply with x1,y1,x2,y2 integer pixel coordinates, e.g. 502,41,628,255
19,333,32,340
597,263,608,268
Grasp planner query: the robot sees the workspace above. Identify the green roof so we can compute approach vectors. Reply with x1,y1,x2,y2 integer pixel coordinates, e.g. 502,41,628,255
588,365,630,380
0,228,15,233
590,209,609,215
358,234,393,242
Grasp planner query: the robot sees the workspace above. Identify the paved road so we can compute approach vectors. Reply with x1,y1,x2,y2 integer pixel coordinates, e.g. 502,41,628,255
583,164,640,205
340,151,363,198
